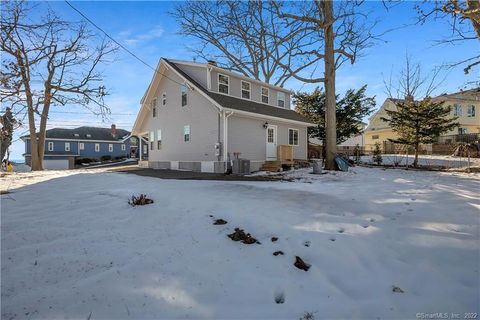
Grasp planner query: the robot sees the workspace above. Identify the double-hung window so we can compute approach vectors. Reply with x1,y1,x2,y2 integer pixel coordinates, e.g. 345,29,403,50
458,127,468,135
467,105,476,117
65,142,70,152
181,85,188,107
150,131,155,150
95,143,100,152
241,81,251,99
261,87,269,104
121,144,126,151
277,91,285,108
453,104,462,116
218,74,229,94
288,129,299,146
184,125,191,142
162,92,167,106
152,98,157,117
48,142,54,151
108,144,113,152
157,129,162,149
79,143,85,150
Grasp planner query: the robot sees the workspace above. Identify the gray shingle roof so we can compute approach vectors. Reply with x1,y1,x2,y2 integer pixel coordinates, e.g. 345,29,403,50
164,59,314,124
22,126,130,141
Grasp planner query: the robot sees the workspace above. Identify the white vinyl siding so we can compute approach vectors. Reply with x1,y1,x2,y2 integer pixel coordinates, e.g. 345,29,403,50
218,74,229,94
95,143,100,152
241,81,251,100
79,143,85,150
261,87,269,104
64,142,70,152
48,142,54,151
288,128,299,146
277,92,285,108
183,125,191,142
108,144,113,152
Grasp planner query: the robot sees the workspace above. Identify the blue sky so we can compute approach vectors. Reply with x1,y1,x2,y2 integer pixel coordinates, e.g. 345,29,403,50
8,1,479,160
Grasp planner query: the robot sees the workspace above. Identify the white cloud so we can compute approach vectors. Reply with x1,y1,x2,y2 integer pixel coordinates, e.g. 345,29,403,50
121,25,164,47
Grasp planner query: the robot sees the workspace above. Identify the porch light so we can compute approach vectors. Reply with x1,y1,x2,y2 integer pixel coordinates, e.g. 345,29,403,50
263,121,269,129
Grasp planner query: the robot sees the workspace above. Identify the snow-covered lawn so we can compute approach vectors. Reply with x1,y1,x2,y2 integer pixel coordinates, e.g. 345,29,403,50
360,154,480,168
1,167,479,319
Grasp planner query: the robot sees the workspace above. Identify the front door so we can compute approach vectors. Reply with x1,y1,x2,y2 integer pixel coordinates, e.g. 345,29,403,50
266,125,277,160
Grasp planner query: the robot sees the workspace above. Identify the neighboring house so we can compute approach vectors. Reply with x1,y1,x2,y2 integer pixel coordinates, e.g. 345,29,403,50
132,58,314,173
365,88,480,150
22,125,144,170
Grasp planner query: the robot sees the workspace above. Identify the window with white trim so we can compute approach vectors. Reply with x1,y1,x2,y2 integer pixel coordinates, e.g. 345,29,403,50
65,142,70,151
95,143,100,152
241,81,251,99
152,98,157,117
121,144,126,151
277,91,285,108
79,143,85,150
467,105,476,117
48,142,54,151
458,127,468,134
162,92,167,106
288,128,299,146
261,87,269,104
184,125,191,142
150,131,155,150
453,104,462,116
157,129,162,149
218,74,229,94
108,144,113,152
181,85,188,107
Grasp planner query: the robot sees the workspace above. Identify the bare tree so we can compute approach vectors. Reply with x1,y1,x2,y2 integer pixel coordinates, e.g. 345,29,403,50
272,0,377,170
416,0,480,75
171,1,324,87
1,1,115,170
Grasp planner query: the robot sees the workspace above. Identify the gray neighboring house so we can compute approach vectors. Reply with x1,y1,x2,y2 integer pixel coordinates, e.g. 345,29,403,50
132,58,314,173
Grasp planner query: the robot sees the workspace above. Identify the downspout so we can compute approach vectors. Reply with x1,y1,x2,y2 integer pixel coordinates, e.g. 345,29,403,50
223,110,234,172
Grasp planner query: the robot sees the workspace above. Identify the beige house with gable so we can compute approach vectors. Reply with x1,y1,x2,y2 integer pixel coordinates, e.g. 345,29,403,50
365,88,480,150
132,58,314,173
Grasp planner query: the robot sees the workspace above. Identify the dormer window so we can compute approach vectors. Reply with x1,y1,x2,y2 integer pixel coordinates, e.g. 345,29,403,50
277,92,285,108
241,81,251,99
261,87,269,104
181,85,188,107
218,74,229,94
86,134,92,138
74,133,79,137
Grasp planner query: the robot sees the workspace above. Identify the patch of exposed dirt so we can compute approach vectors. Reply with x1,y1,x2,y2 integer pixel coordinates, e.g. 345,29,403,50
228,228,260,244
273,251,284,256
128,194,154,207
294,256,310,271
213,219,227,225
271,237,278,242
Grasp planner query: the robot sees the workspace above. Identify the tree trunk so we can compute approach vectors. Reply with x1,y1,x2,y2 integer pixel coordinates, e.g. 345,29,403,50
467,0,480,38
323,0,337,170
413,143,419,168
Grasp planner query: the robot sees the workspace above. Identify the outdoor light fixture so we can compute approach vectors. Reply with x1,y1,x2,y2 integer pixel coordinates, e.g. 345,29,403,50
263,121,269,129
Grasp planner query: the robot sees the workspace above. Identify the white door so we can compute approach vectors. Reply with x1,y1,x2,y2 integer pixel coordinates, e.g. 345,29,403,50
43,159,69,170
266,125,277,160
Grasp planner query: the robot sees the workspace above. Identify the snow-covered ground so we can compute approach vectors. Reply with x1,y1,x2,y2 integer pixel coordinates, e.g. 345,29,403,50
1,167,479,319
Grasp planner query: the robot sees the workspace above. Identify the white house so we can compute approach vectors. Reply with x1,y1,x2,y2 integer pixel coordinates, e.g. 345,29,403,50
132,58,314,173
